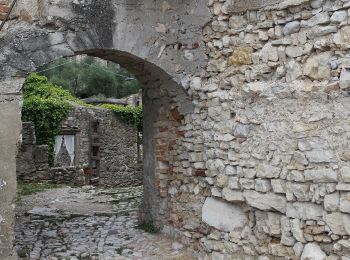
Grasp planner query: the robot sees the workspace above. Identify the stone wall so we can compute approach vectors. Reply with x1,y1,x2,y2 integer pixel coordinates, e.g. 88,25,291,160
16,122,50,182
17,106,141,187
60,105,141,187
169,0,350,258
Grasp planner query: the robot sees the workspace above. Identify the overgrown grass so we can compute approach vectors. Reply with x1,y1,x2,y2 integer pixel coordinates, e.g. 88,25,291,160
17,182,65,197
135,220,159,234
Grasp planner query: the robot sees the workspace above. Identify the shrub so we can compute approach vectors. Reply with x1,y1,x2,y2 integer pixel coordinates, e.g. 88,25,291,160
100,104,143,132
22,73,74,165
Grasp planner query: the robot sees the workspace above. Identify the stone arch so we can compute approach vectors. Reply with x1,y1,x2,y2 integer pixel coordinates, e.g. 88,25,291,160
0,0,210,256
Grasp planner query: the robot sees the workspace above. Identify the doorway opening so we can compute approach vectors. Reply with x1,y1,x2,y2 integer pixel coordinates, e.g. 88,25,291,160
14,53,190,259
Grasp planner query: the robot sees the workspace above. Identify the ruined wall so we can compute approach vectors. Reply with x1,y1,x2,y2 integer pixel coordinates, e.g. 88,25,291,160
60,105,141,187
16,122,50,182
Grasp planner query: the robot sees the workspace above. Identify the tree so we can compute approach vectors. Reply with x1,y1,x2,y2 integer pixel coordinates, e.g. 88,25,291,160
39,56,141,99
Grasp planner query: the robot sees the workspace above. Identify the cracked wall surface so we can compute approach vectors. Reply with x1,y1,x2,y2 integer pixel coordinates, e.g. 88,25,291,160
2,0,350,259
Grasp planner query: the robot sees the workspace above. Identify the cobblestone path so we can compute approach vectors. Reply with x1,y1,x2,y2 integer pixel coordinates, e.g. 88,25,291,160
15,186,193,260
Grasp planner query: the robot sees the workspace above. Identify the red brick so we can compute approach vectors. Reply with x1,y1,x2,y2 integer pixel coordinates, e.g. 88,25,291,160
176,130,185,137
194,170,206,177
170,108,184,122
159,126,168,132
0,5,9,13
0,0,9,6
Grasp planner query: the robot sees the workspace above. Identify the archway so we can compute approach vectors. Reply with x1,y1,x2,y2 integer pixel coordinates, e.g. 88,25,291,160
10,50,194,258
0,0,210,257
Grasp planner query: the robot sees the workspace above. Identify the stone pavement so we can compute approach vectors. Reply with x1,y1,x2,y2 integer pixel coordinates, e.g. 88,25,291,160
15,185,193,260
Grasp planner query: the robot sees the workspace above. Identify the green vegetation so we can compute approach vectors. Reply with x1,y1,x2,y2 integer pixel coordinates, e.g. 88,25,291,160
40,56,141,99
22,73,76,165
100,104,143,132
135,220,159,234
22,61,143,166
115,247,126,255
17,182,65,197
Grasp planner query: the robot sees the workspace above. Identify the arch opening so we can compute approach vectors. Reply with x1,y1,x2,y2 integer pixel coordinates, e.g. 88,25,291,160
12,51,194,259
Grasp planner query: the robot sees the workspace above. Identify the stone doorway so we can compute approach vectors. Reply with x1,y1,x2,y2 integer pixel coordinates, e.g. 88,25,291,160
12,52,192,259
0,1,208,257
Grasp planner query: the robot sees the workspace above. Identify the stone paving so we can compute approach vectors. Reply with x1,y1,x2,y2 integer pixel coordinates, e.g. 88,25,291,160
15,185,194,260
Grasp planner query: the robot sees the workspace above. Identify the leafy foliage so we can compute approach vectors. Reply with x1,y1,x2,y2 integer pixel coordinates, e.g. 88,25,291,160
22,73,74,165
100,104,143,132
135,220,159,234
17,182,66,198
40,56,141,99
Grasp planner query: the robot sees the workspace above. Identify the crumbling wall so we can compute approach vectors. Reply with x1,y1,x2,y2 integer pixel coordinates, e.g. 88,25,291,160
16,122,49,182
60,105,141,187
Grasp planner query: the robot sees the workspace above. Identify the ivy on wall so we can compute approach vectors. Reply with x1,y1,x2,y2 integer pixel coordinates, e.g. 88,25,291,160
22,73,144,166
22,73,74,165
100,104,143,132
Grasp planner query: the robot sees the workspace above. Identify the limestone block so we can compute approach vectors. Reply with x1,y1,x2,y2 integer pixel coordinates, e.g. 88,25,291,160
271,179,286,194
281,216,296,246
333,26,350,49
243,168,256,179
293,122,318,133
243,190,287,213
303,52,331,80
285,46,304,58
211,21,228,32
216,174,228,188
301,12,330,28
202,197,247,232
255,211,281,236
234,124,249,138
324,192,340,211
325,212,350,235
256,164,281,178
293,242,304,257
290,219,306,242
239,178,255,190
283,21,300,35
286,202,323,220
225,166,237,176
261,43,278,62
336,184,350,191
255,179,272,192
286,182,310,201
287,170,304,182
306,25,337,39
331,10,348,23
228,15,247,30
286,60,303,82
340,166,350,182
293,151,308,166
304,168,338,183
310,0,323,9
304,150,336,164
222,188,244,202
339,69,350,90
228,47,253,67
340,192,350,213
301,243,326,260
228,177,240,189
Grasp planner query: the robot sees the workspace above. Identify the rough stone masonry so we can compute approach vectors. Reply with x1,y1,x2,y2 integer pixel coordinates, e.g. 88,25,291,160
2,0,350,259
